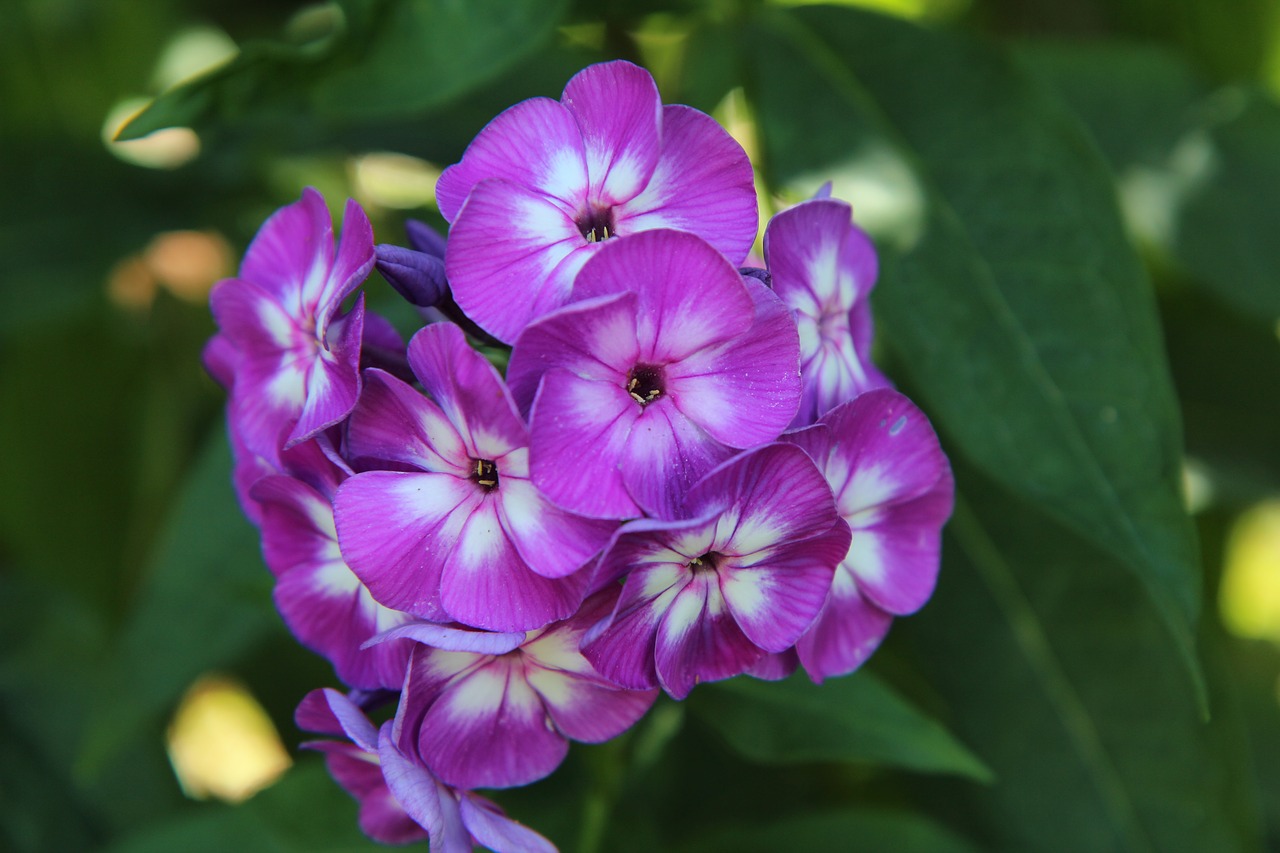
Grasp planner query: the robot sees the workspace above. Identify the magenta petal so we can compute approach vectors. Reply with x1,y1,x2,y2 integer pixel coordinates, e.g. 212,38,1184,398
797,577,894,684
418,657,569,789
653,573,764,699
507,292,639,415
377,723,472,853
314,198,375,332
720,523,849,653
322,747,429,845
334,471,476,620
295,688,378,751
288,295,364,446
616,104,757,265
619,397,733,520
239,187,332,303
570,230,754,362
666,278,802,448
459,795,557,853
345,369,467,475
251,475,334,579
847,487,952,615
407,323,525,457
497,476,616,579
435,97,587,222
367,621,527,655
438,499,588,631
446,178,593,343
560,60,662,208
529,369,642,519
747,649,799,681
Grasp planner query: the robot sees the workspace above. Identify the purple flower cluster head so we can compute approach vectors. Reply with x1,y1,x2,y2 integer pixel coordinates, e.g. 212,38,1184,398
207,60,953,851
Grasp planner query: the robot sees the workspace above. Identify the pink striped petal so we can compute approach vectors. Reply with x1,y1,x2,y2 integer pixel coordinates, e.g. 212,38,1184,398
497,476,616,579
438,498,588,631
288,294,364,446
616,104,757,265
446,178,595,343
240,187,332,305
529,369,642,519
653,573,764,699
560,60,662,208
417,657,568,789
796,574,894,683
406,323,525,459
581,560,690,691
570,229,753,363
619,396,733,520
666,277,801,448
845,487,952,615
378,723,472,853
507,292,638,415
344,369,468,476
334,471,477,620
295,688,378,750
323,746,430,845
435,97,587,222
314,198,375,335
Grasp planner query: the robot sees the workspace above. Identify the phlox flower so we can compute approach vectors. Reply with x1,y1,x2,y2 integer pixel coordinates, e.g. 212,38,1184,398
436,60,757,342
334,322,615,632
251,437,413,691
764,197,890,427
582,444,850,699
506,229,801,520
209,188,376,455
297,688,555,853
385,591,657,790
783,389,953,681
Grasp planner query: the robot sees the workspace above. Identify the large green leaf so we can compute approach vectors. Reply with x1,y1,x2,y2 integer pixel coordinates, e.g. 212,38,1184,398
118,0,570,140
895,471,1258,852
676,808,980,853
687,671,991,781
744,6,1203,694
1022,43,1280,324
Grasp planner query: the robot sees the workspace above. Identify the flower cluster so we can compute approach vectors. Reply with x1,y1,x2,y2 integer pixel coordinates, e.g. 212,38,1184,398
207,60,953,851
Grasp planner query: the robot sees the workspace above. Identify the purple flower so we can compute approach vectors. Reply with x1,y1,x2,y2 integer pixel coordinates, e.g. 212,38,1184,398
390,591,657,790
581,444,850,699
783,389,954,682
209,188,376,456
297,688,556,853
436,60,758,343
764,197,890,427
251,438,414,691
334,322,615,632
506,230,802,520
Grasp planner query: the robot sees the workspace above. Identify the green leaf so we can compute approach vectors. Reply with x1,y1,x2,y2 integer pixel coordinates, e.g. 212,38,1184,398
895,472,1259,852
1021,43,1280,324
744,6,1204,697
117,0,571,140
676,808,980,853
79,425,278,777
687,671,991,782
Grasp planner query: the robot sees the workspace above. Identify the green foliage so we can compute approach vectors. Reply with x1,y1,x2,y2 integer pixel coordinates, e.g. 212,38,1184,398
6,0,1280,850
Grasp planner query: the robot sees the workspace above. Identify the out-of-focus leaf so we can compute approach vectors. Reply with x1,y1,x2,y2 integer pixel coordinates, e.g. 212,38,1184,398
79,425,277,776
1023,43,1280,324
676,808,979,853
117,0,572,140
745,6,1204,696
895,471,1259,852
687,671,991,782
104,759,381,853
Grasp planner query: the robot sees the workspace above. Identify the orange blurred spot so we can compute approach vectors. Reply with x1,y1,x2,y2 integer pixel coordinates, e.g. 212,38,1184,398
144,230,234,303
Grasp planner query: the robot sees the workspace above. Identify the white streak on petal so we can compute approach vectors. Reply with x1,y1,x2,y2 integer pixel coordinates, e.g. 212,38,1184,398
445,665,512,717
846,532,886,585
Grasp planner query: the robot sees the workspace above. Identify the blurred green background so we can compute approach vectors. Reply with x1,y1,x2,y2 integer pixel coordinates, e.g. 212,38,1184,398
4,0,1280,850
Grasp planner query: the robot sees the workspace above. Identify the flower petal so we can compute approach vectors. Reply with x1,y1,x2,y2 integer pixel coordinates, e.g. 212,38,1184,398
446,179,593,343
378,722,472,853
529,369,642,519
417,657,568,789
796,574,893,683
654,573,764,699
334,471,478,620
619,397,733,520
239,187,332,305
459,795,557,853
435,97,588,222
288,294,364,446
322,746,429,845
616,104,757,264
344,368,468,476
295,688,378,751
315,198,375,336
666,278,801,448
560,60,662,208
497,475,616,579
